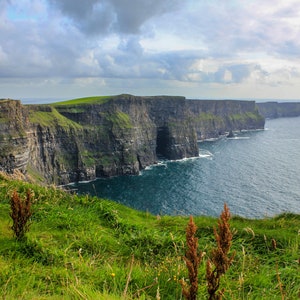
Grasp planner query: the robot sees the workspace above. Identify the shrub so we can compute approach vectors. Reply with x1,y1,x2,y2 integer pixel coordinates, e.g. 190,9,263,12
206,203,235,300
181,204,235,300
10,190,33,240
181,215,203,300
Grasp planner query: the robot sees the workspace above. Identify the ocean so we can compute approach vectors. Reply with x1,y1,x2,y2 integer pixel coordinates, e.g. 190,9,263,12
71,117,300,218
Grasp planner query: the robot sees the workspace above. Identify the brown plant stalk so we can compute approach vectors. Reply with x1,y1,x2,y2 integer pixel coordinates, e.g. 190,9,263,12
181,215,203,300
10,190,33,240
206,203,235,300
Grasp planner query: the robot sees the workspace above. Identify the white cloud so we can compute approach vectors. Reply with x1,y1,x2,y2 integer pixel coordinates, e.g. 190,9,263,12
1,0,300,100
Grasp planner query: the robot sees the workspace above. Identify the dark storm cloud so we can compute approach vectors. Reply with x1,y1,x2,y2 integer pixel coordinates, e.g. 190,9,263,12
48,0,180,35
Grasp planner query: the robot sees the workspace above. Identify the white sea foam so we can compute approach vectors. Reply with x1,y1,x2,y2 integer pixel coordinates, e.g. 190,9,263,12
144,161,168,170
62,176,101,187
227,136,250,140
199,149,213,158
199,137,219,142
171,156,198,163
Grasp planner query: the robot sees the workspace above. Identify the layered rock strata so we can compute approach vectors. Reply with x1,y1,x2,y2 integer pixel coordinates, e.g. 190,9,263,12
0,95,265,184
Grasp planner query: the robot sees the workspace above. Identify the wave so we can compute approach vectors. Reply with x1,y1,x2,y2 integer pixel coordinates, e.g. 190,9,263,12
199,149,213,158
141,150,213,174
227,136,250,140
198,137,219,142
144,161,168,171
64,178,96,187
170,156,201,163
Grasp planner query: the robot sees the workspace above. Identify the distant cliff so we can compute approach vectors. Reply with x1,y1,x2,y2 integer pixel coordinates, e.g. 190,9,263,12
0,95,264,184
257,102,300,119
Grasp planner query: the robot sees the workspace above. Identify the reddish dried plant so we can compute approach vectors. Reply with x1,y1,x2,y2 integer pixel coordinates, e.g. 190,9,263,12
206,203,235,300
181,215,203,300
10,190,33,240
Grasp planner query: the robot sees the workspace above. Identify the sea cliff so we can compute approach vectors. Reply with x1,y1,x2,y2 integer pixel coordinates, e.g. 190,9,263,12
0,95,265,184
257,102,300,118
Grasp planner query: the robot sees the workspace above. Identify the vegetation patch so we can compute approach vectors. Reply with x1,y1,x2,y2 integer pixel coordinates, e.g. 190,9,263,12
51,95,114,106
194,112,223,123
99,154,115,167
229,112,264,123
0,177,299,299
81,150,96,167
107,111,133,129
0,116,9,124
25,165,46,183
29,106,82,129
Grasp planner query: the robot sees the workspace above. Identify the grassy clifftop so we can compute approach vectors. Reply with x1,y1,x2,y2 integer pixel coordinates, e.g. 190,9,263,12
0,175,299,299
51,95,114,106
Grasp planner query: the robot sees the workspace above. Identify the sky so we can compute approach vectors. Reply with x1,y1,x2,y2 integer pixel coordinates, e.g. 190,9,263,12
1,0,300,102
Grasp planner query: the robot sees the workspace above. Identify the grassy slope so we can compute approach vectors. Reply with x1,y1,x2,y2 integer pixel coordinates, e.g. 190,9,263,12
28,96,114,128
0,176,299,299
51,96,114,106
28,107,83,129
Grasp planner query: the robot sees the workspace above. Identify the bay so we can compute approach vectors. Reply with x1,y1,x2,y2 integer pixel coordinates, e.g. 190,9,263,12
72,117,300,218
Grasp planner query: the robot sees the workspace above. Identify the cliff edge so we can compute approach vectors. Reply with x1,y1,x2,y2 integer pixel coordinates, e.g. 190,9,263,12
0,95,265,184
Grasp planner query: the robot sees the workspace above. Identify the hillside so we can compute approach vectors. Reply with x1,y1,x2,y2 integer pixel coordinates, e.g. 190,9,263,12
0,175,299,299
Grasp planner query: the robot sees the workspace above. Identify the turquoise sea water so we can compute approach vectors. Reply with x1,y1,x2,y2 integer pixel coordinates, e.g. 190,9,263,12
72,117,300,218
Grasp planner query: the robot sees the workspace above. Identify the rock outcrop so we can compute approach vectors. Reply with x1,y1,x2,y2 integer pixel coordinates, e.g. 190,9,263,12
0,99,30,174
0,95,265,184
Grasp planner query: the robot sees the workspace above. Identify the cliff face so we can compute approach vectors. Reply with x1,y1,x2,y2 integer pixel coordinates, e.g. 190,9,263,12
257,102,300,118
0,95,264,184
188,99,264,139
0,100,30,174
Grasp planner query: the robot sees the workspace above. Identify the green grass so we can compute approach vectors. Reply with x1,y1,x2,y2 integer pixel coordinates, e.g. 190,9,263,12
0,177,299,299
194,112,224,123
106,111,133,129
51,96,114,106
29,106,82,129
229,111,264,123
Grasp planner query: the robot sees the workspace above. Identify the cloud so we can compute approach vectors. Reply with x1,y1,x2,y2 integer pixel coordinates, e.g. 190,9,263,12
1,0,300,100
0,16,83,78
48,0,181,35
